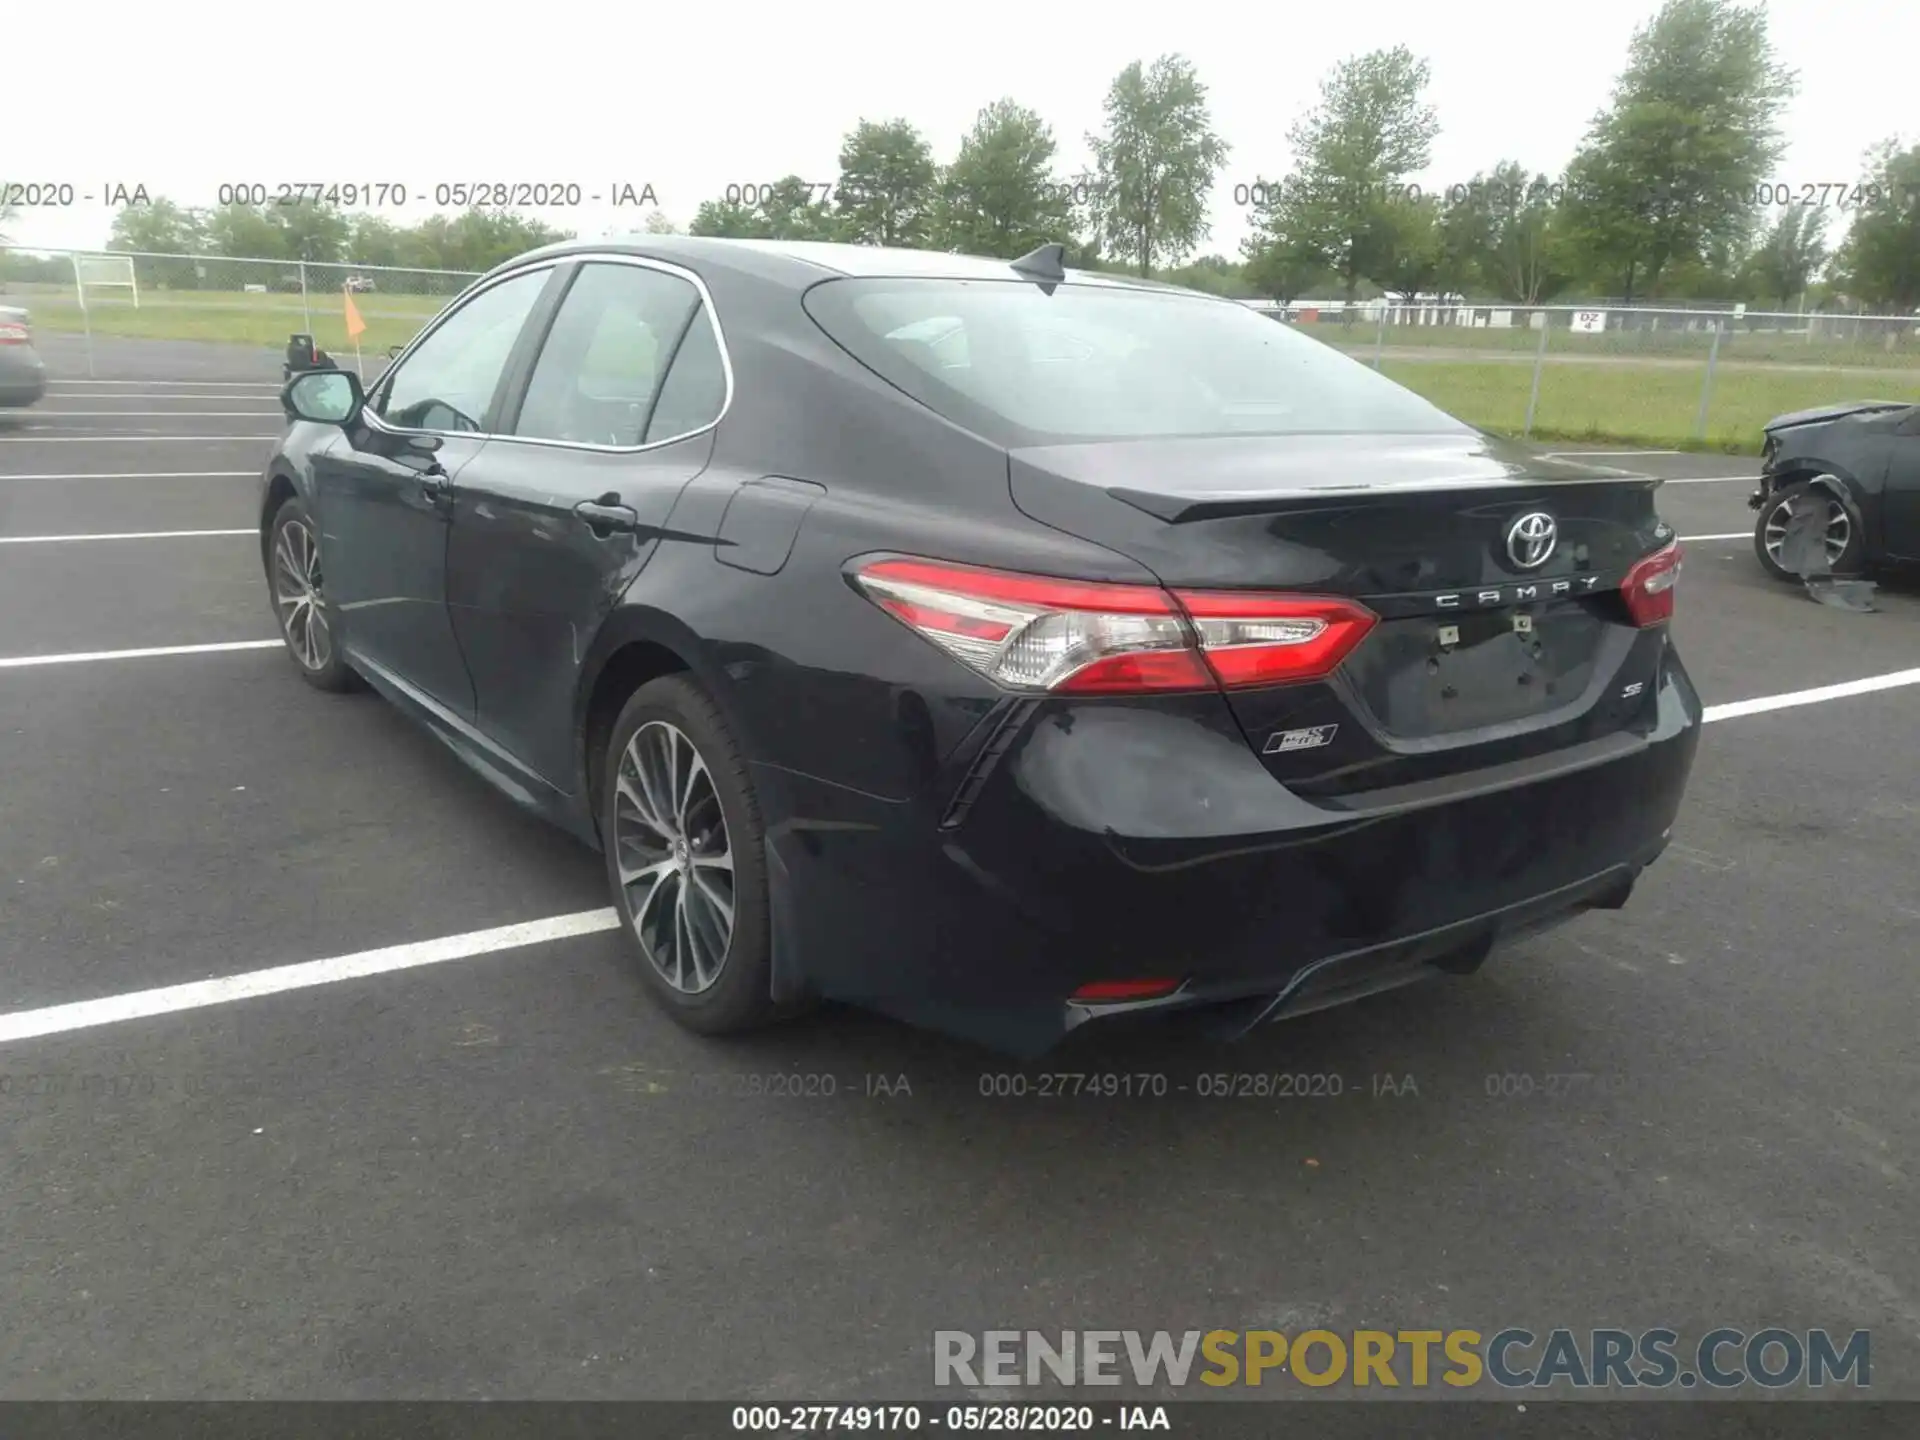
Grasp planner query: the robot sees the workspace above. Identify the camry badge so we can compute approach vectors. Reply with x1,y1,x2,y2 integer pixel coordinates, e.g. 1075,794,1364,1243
1506,511,1558,569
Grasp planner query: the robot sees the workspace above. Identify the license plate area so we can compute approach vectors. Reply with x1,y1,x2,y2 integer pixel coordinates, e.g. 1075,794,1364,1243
1351,603,1610,737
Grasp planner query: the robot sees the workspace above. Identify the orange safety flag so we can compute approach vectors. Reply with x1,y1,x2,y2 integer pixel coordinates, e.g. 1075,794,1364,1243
343,288,367,340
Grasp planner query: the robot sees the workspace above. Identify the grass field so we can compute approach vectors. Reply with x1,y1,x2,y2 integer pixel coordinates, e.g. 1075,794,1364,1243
1381,358,1920,452
13,288,1920,452
21,290,448,353
1309,317,1920,369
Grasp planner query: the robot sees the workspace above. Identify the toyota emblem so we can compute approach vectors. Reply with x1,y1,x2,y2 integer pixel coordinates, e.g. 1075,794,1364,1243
1506,511,1558,569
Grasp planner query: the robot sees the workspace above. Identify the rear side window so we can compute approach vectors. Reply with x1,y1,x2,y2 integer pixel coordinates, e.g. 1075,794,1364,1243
644,304,728,443
514,262,704,447
802,278,1467,447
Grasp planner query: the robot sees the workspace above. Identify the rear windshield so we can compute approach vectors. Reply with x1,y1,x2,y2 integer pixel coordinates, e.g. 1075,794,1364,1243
802,277,1468,447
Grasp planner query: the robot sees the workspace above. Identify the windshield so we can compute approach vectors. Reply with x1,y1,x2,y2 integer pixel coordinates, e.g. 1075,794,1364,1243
803,277,1469,446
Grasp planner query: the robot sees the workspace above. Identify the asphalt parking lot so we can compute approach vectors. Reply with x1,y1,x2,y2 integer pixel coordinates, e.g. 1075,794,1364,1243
2,339,1917,1409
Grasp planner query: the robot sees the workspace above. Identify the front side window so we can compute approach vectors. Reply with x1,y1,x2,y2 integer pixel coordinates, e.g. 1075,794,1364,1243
513,263,707,447
373,268,551,432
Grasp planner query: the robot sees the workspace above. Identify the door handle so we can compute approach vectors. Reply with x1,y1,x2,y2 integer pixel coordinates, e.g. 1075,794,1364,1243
575,500,640,534
418,466,451,502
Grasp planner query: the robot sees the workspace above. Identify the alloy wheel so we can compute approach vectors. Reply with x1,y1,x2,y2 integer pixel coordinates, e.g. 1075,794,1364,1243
273,517,333,671
614,720,735,993
1762,495,1850,571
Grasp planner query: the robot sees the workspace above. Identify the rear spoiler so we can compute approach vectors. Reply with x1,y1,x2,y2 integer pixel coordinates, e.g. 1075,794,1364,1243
1109,473,1660,524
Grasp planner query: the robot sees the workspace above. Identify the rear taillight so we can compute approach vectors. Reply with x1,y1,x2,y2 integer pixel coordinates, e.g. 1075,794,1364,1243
1071,978,1183,1003
1622,542,1683,626
0,322,30,345
852,557,1376,696
1176,589,1379,688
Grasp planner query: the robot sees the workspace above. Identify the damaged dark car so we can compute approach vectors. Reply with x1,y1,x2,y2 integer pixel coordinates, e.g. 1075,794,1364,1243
1750,400,1920,606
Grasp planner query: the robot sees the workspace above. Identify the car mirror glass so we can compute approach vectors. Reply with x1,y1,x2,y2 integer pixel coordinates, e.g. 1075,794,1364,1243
286,370,361,425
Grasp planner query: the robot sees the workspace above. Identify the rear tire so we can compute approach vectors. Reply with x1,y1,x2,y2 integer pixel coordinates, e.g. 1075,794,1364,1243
266,497,362,693
601,675,784,1036
1753,480,1864,582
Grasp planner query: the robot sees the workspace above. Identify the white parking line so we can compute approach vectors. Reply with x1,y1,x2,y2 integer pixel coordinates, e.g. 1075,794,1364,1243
49,380,279,389
1545,449,1685,458
0,471,258,481
0,664,1914,1047
0,435,278,443
0,640,280,669
1702,668,1920,724
0,911,622,1045
1677,532,1749,542
1662,475,1762,485
0,530,254,545
29,410,282,417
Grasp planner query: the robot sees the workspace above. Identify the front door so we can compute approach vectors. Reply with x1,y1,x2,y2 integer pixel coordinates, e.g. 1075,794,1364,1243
313,264,557,715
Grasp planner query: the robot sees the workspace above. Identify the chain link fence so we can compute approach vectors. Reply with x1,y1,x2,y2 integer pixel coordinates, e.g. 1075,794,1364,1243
5,243,1915,447
0,246,481,373
1253,300,1920,448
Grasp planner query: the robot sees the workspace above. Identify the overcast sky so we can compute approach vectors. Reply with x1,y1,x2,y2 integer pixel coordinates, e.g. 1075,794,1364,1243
5,0,1913,258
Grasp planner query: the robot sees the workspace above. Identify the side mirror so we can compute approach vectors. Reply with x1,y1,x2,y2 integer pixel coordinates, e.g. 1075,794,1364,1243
387,344,406,359
282,368,364,426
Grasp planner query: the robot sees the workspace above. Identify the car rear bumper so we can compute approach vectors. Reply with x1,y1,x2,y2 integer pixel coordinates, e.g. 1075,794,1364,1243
762,647,1702,1054
0,368,47,406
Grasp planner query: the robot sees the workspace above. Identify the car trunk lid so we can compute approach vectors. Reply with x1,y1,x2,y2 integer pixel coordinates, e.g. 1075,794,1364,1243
1007,431,1675,794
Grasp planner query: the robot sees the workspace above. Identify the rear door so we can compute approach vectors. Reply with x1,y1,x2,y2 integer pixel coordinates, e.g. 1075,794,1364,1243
445,256,730,788
312,264,558,714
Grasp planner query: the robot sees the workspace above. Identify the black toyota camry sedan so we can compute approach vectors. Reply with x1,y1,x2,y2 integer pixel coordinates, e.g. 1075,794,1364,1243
262,237,1701,1054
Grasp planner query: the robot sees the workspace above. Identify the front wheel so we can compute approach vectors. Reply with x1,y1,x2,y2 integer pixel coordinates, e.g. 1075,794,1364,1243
267,498,362,692
1754,480,1863,582
601,675,785,1035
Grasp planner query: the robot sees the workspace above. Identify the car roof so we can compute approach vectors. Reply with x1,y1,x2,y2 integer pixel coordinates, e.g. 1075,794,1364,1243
495,235,1206,298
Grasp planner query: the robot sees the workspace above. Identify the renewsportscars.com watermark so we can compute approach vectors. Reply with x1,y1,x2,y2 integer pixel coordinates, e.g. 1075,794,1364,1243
934,1329,1871,1391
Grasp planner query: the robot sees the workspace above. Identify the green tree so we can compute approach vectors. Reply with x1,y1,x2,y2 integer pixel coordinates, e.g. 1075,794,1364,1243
1657,243,1748,301
1740,202,1829,307
835,119,939,246
270,203,351,263
201,203,287,259
1240,230,1328,305
434,209,571,271
345,215,410,268
1250,47,1440,308
398,214,457,272
1160,254,1256,297
755,176,839,241
689,198,769,238
106,197,205,254
1372,196,1449,301
1556,0,1796,301
1087,54,1230,276
934,99,1075,257
1439,164,1570,303
1831,139,1920,312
